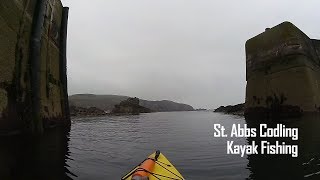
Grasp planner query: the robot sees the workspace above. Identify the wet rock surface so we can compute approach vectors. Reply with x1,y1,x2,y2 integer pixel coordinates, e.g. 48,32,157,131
245,22,320,118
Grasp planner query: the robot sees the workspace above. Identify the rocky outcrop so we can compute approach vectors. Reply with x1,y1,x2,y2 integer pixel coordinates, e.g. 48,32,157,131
245,21,320,119
214,103,244,116
111,97,151,115
69,106,106,117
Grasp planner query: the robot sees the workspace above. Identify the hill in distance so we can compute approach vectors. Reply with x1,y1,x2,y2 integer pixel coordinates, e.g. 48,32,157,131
69,94,194,112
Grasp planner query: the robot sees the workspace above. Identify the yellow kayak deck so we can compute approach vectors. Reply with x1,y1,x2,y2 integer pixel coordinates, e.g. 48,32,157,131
121,152,184,180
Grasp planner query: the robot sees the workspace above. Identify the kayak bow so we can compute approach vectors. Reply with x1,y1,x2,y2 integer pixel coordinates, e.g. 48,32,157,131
121,150,184,180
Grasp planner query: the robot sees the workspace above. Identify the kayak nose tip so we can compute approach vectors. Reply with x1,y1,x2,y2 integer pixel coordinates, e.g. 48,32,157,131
155,150,160,160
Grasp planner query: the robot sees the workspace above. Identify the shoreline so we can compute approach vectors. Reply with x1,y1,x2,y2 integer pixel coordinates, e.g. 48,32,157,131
214,103,245,116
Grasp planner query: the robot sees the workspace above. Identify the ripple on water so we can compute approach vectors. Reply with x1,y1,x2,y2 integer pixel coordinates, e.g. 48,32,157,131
67,112,320,180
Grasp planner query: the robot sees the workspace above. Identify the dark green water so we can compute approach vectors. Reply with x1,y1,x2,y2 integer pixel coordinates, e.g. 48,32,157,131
1,111,320,179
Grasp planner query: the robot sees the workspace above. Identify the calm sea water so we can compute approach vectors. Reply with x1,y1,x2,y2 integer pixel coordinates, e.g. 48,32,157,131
1,111,320,179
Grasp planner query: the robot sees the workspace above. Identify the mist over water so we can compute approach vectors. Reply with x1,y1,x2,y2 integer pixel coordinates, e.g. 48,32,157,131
1,112,320,179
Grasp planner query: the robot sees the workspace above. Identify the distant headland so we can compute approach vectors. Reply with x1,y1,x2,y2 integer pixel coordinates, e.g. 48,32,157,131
69,94,194,117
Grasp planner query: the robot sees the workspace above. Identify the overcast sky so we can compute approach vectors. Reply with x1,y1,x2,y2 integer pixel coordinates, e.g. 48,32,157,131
61,0,320,109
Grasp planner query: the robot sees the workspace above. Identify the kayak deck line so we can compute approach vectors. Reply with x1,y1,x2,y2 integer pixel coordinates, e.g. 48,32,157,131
133,167,181,180
121,151,185,180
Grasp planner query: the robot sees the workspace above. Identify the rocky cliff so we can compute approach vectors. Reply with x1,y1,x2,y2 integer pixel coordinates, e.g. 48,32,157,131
245,21,320,118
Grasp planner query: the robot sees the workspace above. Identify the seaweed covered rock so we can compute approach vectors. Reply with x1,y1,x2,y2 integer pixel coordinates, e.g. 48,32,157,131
111,97,151,115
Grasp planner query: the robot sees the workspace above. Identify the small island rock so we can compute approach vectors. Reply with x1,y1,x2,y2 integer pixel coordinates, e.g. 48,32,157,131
111,97,151,115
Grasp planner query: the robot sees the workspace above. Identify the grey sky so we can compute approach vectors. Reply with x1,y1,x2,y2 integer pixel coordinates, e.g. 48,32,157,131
61,0,320,109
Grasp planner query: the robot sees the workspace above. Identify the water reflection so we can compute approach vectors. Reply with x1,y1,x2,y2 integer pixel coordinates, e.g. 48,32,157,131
3,112,320,179
0,127,74,179
245,115,320,180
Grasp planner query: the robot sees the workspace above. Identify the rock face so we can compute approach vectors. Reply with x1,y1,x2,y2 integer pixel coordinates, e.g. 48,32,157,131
111,97,151,115
245,21,320,118
0,0,70,134
214,103,244,116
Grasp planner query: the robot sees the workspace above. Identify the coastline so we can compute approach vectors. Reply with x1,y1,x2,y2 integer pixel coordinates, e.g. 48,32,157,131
214,103,244,116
